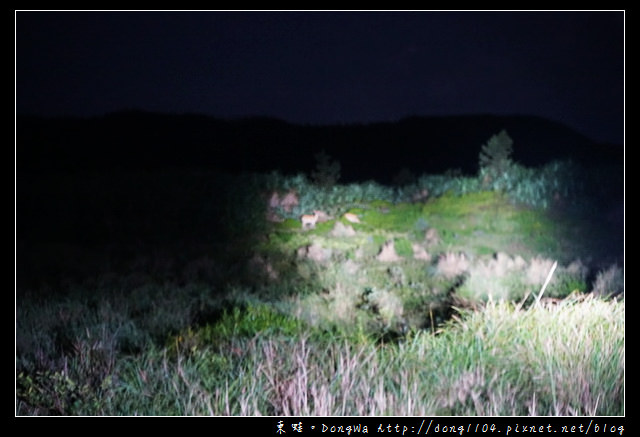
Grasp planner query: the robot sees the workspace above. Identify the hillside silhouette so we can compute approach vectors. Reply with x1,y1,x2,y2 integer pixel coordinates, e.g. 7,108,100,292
17,111,622,183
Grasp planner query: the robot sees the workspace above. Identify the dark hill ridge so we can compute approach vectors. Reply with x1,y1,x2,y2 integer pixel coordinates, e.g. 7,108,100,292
17,111,622,183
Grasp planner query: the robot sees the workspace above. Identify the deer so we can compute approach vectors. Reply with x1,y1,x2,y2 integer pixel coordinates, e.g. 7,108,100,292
343,212,361,223
300,211,320,229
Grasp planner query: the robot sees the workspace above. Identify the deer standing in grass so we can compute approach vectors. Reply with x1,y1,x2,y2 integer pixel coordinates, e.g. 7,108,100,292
301,211,320,229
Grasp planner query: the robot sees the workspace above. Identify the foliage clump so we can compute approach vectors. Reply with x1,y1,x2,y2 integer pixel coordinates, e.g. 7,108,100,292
479,129,515,188
311,150,341,188
591,264,624,298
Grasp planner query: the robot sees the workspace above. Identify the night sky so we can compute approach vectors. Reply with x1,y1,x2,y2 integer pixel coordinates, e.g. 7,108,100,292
16,11,624,145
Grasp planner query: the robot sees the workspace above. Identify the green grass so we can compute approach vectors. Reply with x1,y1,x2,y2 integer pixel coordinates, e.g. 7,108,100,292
16,293,623,415
16,165,623,415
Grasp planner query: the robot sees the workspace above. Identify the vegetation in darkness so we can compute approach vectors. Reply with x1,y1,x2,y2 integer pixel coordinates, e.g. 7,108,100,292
16,130,624,416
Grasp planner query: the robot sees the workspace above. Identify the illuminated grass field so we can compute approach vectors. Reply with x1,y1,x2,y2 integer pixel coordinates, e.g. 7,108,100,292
16,151,623,416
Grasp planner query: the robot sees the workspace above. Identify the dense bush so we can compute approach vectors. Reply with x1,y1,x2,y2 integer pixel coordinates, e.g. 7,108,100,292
311,150,341,188
479,130,515,187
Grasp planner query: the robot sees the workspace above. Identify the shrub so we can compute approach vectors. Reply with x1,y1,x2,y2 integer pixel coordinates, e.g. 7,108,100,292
311,150,341,188
503,160,586,210
457,255,587,305
591,264,624,298
479,130,514,187
437,252,470,279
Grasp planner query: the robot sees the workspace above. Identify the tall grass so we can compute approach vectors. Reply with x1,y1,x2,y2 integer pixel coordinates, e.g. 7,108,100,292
16,163,623,416
17,289,623,416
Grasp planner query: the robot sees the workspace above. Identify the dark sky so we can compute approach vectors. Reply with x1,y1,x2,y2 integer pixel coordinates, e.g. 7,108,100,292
16,11,624,145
